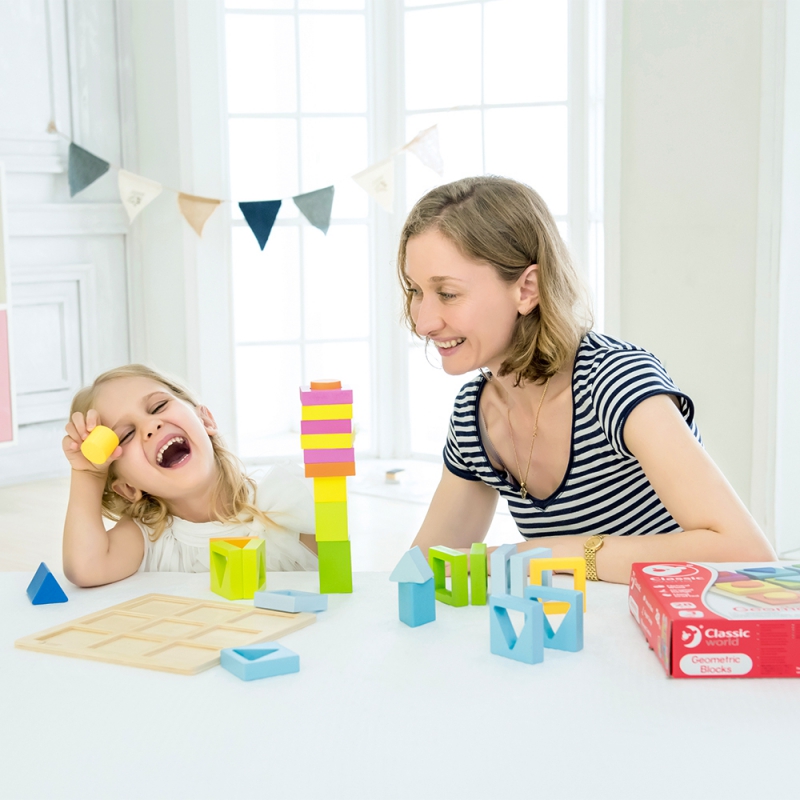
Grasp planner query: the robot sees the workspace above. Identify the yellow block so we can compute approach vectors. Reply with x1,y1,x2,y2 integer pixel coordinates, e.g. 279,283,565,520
314,477,348,503
530,557,587,612
301,403,353,421
315,501,348,542
300,433,353,449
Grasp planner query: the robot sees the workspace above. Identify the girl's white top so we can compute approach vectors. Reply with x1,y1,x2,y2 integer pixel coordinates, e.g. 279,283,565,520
135,463,319,573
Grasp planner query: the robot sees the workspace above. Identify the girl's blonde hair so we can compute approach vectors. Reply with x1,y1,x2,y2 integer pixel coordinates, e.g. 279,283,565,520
397,176,592,383
70,364,273,542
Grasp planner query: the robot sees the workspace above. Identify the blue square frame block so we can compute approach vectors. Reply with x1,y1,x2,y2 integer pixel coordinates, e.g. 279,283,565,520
489,594,544,664
509,547,553,596
26,562,68,605
220,642,300,681
398,578,436,627
524,585,584,652
489,544,518,597
254,589,327,613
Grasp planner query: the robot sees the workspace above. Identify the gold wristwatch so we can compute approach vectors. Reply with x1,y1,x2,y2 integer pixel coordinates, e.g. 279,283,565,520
584,534,608,581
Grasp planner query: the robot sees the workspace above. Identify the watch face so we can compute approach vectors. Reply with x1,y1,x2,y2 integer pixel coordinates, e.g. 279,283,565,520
586,535,605,551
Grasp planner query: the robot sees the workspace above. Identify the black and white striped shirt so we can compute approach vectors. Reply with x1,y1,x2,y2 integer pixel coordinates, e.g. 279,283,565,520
443,331,701,539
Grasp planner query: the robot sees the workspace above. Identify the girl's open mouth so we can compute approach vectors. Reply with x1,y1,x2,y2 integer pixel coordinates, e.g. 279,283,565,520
156,437,191,468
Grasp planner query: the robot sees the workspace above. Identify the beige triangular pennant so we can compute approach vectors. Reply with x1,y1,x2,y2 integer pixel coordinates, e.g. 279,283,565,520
404,125,444,176
177,192,222,236
118,169,163,223
352,158,394,212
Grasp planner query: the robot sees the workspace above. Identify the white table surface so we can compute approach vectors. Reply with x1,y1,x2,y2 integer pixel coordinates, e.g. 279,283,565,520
1,570,797,800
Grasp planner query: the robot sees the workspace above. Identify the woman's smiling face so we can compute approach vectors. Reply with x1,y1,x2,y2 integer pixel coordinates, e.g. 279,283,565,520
92,376,218,503
404,228,536,375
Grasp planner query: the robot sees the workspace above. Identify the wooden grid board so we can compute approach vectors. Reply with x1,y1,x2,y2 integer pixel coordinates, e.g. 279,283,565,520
15,593,315,675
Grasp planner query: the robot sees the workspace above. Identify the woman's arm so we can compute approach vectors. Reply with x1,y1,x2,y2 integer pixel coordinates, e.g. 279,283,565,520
517,394,776,583
62,412,144,587
412,466,499,559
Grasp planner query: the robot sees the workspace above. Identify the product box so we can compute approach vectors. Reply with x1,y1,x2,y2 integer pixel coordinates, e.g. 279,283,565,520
628,562,800,678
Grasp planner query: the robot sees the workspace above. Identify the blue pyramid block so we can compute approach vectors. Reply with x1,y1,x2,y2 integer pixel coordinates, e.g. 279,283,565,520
389,546,433,584
26,563,68,605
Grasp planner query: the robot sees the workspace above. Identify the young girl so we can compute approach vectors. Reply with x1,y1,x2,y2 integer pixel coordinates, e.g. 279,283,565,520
62,364,318,587
399,176,776,583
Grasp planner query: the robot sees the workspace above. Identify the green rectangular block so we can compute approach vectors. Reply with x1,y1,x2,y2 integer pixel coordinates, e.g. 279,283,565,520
318,540,352,594
470,542,488,605
429,546,468,607
315,501,349,542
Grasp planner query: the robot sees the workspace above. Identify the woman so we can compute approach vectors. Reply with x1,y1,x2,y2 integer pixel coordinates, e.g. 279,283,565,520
399,176,774,583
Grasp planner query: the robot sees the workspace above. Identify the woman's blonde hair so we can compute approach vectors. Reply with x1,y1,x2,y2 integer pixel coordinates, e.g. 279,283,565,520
70,364,273,542
397,176,592,384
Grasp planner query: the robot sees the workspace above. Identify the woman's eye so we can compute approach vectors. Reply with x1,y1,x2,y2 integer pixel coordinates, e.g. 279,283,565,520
439,292,456,300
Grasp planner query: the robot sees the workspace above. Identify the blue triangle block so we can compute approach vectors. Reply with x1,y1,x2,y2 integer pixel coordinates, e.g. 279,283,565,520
239,200,282,250
389,546,433,583
26,563,68,605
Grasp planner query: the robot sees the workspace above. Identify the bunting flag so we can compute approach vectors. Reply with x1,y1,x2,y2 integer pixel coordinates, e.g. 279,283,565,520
239,200,282,250
118,170,163,223
352,159,394,212
178,193,222,237
68,143,110,197
404,125,444,176
293,186,334,235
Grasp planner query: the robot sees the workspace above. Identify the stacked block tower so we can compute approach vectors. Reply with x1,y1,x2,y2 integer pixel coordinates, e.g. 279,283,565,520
300,380,354,594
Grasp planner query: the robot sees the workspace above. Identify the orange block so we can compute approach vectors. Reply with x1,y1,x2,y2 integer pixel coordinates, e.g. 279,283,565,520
310,379,342,390
305,461,356,478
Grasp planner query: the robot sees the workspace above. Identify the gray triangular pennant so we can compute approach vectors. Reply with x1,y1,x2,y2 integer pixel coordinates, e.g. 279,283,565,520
293,186,335,234
68,143,110,197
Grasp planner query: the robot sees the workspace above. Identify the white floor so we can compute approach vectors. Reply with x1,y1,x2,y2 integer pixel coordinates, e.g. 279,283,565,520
0,459,522,574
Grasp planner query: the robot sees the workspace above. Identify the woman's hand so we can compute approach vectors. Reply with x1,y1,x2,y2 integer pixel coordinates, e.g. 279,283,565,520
62,410,122,474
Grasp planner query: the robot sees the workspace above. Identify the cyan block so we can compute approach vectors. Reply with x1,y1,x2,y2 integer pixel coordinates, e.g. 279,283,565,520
26,563,68,605
389,546,433,584
220,642,300,681
398,578,436,627
524,585,584,652
509,547,552,596
740,566,800,580
254,589,328,613
489,594,544,665
489,544,517,597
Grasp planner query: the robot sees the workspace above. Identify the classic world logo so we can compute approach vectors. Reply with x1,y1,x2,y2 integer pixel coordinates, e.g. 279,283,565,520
681,624,751,648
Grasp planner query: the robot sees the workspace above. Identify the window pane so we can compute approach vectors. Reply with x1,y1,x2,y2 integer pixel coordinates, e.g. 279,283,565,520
483,105,568,215
236,344,302,458
484,0,568,105
228,118,299,216
408,341,473,455
305,341,371,452
404,110,483,213
301,117,368,218
405,5,481,110
226,15,296,114
303,225,370,339
299,15,366,113
299,0,364,8
227,0,293,9
232,226,301,343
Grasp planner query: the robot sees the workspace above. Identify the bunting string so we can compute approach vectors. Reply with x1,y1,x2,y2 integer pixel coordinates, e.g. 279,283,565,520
50,122,443,250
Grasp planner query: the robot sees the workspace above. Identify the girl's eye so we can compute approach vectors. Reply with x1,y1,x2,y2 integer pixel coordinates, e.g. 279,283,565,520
119,430,133,445
152,400,167,413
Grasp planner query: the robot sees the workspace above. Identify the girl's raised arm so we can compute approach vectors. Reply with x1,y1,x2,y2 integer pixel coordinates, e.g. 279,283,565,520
62,411,144,587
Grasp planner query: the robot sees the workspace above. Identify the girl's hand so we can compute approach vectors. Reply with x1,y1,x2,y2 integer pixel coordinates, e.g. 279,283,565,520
62,410,122,474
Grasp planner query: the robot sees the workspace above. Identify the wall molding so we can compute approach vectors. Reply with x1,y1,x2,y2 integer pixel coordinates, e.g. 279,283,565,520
9,203,128,236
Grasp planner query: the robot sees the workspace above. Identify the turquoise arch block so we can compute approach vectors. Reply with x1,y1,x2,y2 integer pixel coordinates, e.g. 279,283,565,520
524,585,584,652
489,544,517,597
489,594,544,665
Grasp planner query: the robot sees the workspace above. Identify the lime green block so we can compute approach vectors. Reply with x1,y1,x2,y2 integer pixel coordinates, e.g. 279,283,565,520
429,546,468,607
210,538,266,600
470,542,488,605
315,501,349,541
318,541,352,594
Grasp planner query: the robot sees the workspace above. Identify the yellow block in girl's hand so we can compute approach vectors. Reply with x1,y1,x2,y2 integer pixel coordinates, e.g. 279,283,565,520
80,425,120,465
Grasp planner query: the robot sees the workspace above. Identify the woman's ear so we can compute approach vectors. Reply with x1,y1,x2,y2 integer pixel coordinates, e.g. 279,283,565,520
517,264,539,315
197,405,219,437
111,479,143,503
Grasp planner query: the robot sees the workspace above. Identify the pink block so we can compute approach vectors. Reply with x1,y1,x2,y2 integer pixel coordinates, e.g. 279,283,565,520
299,387,353,406
300,419,352,435
0,311,11,443
303,448,355,464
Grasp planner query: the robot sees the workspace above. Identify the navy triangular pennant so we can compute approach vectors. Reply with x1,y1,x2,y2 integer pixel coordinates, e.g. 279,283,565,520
239,200,282,250
68,143,110,197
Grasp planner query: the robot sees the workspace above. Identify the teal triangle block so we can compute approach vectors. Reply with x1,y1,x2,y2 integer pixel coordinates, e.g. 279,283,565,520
26,562,68,605
389,546,433,584
68,143,110,197
293,186,334,234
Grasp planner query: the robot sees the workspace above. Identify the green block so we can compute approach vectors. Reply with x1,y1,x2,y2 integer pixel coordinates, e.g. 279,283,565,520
318,540,352,594
210,538,266,600
429,546,468,607
470,542,488,605
315,501,349,541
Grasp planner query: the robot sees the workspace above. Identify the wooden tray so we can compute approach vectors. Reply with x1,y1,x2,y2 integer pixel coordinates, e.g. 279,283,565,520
15,593,315,675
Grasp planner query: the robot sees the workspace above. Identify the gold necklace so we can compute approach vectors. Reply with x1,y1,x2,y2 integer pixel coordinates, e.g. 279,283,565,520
506,376,551,500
